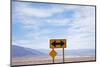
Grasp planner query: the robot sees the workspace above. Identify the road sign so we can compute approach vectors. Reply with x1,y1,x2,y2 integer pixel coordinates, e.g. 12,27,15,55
49,48,57,63
50,39,66,48
49,49,57,59
49,39,67,63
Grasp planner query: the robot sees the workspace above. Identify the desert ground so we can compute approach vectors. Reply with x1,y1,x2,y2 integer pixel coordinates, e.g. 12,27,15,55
11,56,95,66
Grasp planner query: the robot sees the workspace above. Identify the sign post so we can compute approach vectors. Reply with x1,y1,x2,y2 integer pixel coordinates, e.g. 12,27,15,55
63,47,64,63
49,39,67,63
49,48,57,63
52,48,54,63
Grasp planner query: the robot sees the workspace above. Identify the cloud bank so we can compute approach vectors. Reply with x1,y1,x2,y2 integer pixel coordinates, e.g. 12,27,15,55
12,1,95,50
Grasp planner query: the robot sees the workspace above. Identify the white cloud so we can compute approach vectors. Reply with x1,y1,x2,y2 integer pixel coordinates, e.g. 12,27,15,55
13,1,79,18
65,6,95,49
12,1,95,49
46,18,72,26
12,1,80,29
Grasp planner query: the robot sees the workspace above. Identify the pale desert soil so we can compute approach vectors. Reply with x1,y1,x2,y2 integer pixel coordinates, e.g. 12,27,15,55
11,56,95,66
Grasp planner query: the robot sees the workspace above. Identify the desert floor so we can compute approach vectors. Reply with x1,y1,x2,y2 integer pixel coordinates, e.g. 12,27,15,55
11,56,95,66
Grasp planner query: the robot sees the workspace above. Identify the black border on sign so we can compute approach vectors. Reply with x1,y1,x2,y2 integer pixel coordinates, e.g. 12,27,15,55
10,0,96,67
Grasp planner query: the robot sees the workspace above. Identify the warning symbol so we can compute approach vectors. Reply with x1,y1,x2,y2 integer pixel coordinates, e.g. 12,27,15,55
49,39,67,63
50,39,66,48
49,49,57,59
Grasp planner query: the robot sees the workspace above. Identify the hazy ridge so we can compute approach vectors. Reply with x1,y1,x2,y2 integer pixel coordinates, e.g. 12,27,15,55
12,45,95,58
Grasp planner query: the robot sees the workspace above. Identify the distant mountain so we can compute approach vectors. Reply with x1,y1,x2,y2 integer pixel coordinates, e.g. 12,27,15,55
38,49,95,56
12,45,46,58
12,45,95,57
63,49,95,56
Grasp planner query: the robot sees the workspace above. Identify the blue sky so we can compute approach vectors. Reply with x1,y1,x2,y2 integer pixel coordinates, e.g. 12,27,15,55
12,1,95,50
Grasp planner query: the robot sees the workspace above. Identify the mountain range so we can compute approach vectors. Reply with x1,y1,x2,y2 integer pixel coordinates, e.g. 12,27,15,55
12,45,95,58
12,45,46,58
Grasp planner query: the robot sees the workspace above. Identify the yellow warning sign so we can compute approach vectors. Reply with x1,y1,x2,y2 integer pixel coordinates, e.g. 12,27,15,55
50,39,66,48
49,49,57,59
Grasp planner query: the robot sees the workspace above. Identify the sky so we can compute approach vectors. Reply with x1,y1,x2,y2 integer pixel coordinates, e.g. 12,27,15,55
12,1,96,50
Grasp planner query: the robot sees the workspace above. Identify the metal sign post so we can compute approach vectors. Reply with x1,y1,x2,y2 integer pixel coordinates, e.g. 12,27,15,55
49,39,67,63
49,48,57,63
52,48,55,63
63,47,64,63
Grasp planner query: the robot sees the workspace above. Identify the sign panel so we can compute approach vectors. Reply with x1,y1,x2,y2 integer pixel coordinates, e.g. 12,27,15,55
50,39,66,48
49,49,57,59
